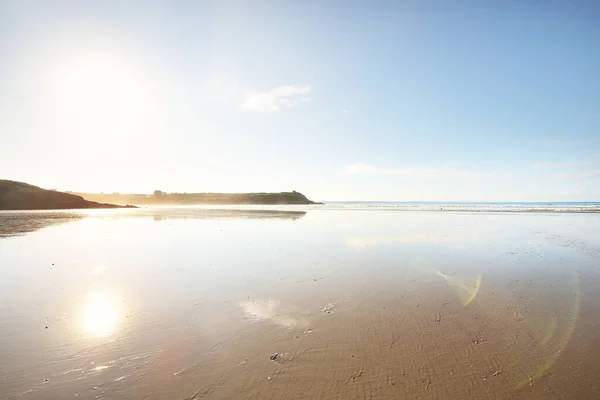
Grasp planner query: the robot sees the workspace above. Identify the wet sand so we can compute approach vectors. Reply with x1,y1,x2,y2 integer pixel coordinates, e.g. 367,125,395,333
1,209,600,399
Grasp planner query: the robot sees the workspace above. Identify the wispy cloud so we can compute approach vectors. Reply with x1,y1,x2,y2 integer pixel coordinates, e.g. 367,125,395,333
442,161,469,168
340,108,349,113
344,163,479,179
543,137,573,146
533,161,575,168
535,155,600,171
242,85,311,112
552,170,600,180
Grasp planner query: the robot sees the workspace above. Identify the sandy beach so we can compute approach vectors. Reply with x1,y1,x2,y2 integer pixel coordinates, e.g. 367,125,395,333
1,209,599,399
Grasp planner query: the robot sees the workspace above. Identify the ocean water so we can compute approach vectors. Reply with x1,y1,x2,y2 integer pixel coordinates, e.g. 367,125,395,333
320,201,600,212
161,201,600,213
1,207,600,399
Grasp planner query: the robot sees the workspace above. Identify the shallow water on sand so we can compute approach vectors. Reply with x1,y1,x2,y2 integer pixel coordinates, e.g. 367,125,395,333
1,208,600,399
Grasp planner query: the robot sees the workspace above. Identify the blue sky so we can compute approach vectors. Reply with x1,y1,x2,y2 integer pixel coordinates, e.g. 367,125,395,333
1,0,599,201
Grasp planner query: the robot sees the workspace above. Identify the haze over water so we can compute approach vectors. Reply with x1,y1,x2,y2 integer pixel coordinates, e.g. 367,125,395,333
1,207,600,399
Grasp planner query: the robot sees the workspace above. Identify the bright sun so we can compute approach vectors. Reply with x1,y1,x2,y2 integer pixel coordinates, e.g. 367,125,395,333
48,51,158,159
56,53,146,125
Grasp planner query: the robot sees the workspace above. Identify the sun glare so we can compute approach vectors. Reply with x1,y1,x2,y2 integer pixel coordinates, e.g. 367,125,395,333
81,291,121,338
51,52,152,139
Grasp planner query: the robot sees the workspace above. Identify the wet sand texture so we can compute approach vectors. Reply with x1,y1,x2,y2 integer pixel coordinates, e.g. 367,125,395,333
1,209,599,399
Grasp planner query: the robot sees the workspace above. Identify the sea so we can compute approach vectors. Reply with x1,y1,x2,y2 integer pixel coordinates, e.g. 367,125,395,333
319,201,600,212
170,201,600,213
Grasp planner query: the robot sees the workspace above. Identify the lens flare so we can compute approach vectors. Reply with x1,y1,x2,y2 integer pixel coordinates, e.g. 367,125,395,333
410,256,581,389
514,272,580,388
434,271,482,306
410,257,482,306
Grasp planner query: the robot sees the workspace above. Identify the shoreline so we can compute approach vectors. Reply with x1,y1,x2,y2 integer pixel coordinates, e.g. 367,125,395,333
2,205,600,214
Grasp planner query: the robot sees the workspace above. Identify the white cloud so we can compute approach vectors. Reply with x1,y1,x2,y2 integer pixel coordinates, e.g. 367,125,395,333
241,85,311,112
340,108,349,113
344,163,479,179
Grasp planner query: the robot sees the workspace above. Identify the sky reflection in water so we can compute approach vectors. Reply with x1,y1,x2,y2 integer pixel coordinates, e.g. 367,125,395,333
0,208,598,398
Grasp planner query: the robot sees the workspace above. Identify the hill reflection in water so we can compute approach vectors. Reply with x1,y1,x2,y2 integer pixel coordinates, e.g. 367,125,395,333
0,208,306,238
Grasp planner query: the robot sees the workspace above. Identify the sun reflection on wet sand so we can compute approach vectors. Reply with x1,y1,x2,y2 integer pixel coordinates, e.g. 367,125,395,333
81,291,122,338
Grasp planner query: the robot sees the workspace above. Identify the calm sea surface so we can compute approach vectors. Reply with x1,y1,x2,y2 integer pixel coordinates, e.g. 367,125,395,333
1,207,600,399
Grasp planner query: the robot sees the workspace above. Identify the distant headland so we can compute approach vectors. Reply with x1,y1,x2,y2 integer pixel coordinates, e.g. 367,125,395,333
0,179,320,210
75,190,320,206
0,180,135,210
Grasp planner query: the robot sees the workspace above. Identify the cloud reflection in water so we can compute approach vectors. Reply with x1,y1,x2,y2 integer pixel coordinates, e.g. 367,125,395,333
240,299,309,328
